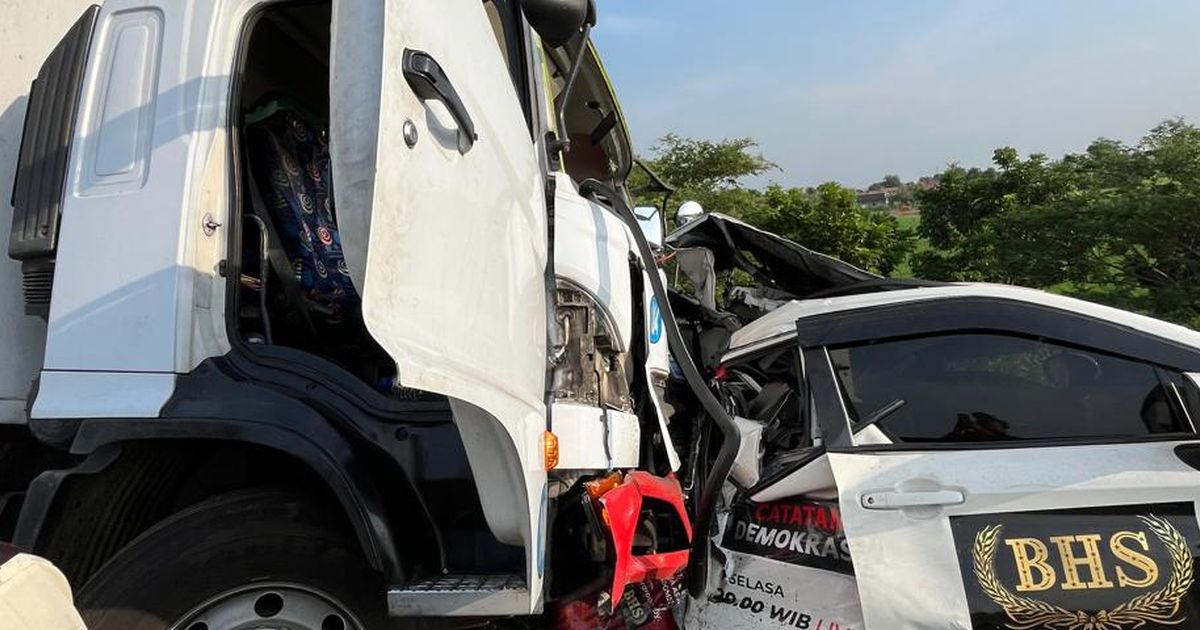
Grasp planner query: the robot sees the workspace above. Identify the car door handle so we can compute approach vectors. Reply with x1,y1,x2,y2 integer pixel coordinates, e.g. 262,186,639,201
861,489,965,510
402,49,477,153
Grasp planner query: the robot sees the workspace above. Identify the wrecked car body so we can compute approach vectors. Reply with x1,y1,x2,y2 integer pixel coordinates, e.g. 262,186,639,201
657,214,1200,629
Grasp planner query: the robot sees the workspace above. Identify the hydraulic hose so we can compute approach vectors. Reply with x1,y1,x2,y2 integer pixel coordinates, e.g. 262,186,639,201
577,179,740,598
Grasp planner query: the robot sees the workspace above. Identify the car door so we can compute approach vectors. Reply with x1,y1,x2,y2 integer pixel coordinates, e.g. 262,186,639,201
811,323,1200,630
328,0,547,429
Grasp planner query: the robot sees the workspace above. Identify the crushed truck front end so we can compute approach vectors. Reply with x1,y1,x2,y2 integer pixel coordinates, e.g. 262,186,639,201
0,0,707,626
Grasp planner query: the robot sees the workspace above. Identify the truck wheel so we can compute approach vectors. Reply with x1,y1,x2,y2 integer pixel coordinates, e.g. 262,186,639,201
76,488,400,629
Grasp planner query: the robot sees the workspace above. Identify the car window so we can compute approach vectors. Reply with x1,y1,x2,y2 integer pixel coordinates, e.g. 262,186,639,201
828,333,1192,443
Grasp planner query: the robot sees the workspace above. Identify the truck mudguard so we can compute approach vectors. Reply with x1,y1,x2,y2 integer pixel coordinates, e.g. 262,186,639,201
20,357,451,584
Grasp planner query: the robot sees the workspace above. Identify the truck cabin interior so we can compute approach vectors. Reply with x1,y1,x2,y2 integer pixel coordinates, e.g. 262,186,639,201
228,0,526,578
228,0,583,396
231,2,399,392
544,41,633,192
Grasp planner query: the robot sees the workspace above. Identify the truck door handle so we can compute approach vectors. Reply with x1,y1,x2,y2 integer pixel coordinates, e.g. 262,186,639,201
861,489,965,510
402,49,477,153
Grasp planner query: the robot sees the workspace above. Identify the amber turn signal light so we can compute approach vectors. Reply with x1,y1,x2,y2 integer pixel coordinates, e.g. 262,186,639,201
542,430,559,470
584,472,622,500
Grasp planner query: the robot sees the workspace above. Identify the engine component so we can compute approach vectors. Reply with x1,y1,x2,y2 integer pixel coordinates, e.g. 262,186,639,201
551,283,633,412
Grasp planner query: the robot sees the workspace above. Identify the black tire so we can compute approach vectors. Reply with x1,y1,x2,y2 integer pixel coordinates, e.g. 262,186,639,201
77,487,402,629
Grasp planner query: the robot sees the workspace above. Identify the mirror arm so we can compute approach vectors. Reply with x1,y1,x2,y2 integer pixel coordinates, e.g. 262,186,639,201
631,158,676,240
661,191,674,238
633,157,676,196
548,21,593,157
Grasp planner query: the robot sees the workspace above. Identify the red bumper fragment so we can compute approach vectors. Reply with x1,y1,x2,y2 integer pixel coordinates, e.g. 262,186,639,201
597,471,693,606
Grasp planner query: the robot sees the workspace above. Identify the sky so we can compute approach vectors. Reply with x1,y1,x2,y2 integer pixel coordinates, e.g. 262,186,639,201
592,0,1200,189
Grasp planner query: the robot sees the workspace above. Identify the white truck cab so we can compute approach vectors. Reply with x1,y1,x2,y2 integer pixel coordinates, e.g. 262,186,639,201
1,1,702,626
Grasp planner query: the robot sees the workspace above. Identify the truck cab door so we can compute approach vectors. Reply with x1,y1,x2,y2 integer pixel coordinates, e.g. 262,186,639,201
330,0,546,424
329,0,548,611
808,330,1200,629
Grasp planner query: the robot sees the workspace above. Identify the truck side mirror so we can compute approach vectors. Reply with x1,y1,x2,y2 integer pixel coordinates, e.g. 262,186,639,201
521,0,594,48
634,206,665,249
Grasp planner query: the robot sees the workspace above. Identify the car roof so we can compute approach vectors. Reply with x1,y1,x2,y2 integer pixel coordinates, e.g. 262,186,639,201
725,283,1200,359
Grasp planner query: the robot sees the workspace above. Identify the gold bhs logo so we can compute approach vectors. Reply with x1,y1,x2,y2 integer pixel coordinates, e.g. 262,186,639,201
973,515,1194,630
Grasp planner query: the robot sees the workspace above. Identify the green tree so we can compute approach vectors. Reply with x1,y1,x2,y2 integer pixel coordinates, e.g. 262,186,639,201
631,134,777,223
757,183,911,274
648,133,776,193
637,134,914,275
914,119,1200,328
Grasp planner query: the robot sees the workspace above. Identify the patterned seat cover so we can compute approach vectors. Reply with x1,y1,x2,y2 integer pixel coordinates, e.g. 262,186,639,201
246,108,358,309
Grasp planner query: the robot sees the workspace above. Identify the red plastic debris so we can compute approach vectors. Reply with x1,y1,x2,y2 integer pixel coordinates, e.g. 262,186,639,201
550,577,685,630
597,472,692,607
713,364,729,381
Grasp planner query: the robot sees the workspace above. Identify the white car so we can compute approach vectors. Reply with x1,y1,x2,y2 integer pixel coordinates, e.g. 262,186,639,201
687,282,1200,630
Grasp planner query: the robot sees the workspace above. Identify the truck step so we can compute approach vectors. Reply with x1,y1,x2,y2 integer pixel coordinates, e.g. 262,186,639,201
387,574,528,617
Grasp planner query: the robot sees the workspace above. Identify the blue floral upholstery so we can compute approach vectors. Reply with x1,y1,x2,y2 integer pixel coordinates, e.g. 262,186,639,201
246,109,358,309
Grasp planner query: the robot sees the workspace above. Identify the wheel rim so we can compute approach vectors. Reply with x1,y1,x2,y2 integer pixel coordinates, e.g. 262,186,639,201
169,583,363,630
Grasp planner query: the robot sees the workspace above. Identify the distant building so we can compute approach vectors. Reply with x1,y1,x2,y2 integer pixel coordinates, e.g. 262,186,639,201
857,187,900,209
917,176,940,190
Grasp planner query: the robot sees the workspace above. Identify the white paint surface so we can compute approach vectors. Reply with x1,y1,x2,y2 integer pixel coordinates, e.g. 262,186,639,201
47,1,215,373
645,267,679,471
554,174,634,349
553,403,640,470
32,370,175,419
728,283,1200,359
33,0,249,415
729,416,764,488
829,441,1200,628
752,454,837,503
686,511,864,630
0,0,97,420
332,0,549,613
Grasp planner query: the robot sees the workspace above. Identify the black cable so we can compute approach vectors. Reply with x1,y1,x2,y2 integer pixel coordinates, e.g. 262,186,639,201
577,179,741,598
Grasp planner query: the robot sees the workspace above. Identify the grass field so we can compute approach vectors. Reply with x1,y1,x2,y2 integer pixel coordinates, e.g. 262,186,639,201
894,213,920,232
